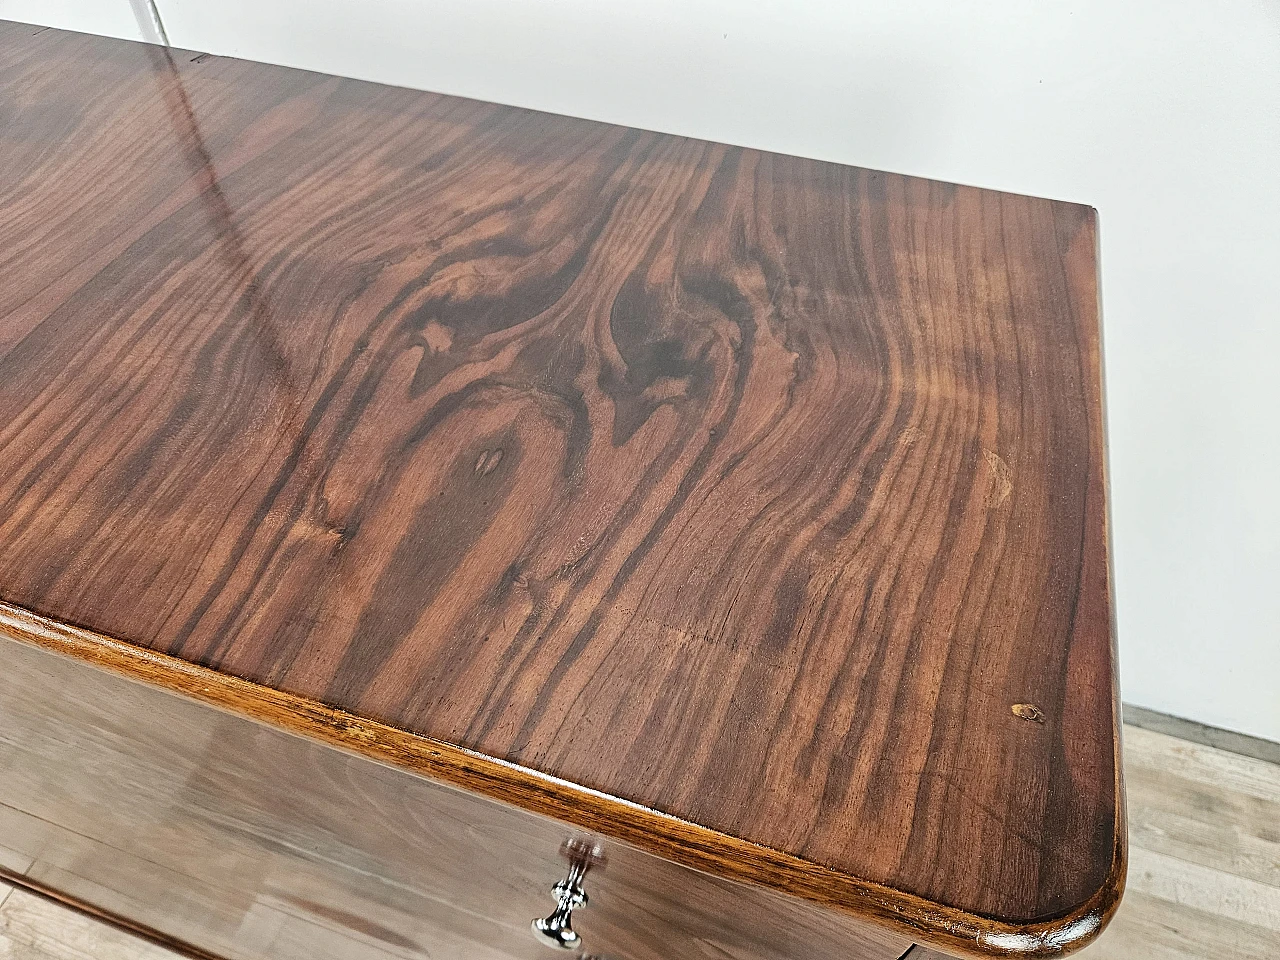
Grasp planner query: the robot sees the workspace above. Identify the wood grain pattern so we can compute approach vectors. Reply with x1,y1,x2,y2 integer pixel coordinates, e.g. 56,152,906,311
0,20,1121,953
0,630,910,960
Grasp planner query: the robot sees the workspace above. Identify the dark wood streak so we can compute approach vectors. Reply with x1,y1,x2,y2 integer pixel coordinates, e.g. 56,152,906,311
0,21,1123,955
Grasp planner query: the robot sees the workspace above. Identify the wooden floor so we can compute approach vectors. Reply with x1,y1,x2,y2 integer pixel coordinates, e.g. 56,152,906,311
1075,725,1280,959
1,725,1276,959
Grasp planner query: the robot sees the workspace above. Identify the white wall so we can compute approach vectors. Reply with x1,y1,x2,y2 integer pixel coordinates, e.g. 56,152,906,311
4,0,1278,742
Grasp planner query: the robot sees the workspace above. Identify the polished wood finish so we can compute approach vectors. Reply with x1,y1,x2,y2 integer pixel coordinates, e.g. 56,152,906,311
0,20,1122,956
0,631,910,960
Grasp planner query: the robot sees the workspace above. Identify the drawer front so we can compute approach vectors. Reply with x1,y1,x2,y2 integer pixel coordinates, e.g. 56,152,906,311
0,632,909,960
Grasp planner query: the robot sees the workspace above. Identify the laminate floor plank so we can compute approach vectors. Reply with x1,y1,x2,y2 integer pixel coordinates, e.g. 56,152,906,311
1073,890,1279,960
0,888,182,960
1127,845,1280,932
1122,725,1280,805
1128,801,1280,890
1126,760,1280,852
1075,726,1280,959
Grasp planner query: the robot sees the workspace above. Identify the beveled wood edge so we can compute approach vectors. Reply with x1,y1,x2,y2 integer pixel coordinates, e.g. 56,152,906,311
0,601,1124,957
0,864,223,960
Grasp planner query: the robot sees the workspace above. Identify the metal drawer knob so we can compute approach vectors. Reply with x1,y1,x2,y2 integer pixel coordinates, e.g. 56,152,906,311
531,838,605,951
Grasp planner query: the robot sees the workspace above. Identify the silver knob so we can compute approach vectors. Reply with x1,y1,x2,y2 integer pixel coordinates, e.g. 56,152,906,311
531,838,605,951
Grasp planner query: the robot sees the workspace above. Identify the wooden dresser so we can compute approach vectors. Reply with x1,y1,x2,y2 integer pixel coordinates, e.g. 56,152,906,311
0,21,1123,960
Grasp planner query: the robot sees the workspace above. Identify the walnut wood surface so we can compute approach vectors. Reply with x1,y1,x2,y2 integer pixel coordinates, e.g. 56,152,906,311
0,19,1121,951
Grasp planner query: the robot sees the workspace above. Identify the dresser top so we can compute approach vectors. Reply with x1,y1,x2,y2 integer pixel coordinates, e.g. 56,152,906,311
0,21,1122,956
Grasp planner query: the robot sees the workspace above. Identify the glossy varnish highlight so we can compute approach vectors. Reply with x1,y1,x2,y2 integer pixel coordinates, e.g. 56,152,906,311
0,20,1122,951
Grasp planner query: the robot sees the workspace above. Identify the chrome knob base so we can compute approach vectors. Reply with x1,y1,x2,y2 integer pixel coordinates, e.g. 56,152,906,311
530,838,606,951
530,871,588,949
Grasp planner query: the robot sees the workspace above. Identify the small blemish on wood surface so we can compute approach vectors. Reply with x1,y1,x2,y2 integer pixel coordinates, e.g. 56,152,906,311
1012,703,1046,723
423,320,453,353
474,448,504,476
983,448,1013,506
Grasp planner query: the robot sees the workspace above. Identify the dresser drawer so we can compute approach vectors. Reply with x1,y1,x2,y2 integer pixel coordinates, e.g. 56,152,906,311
0,632,910,960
